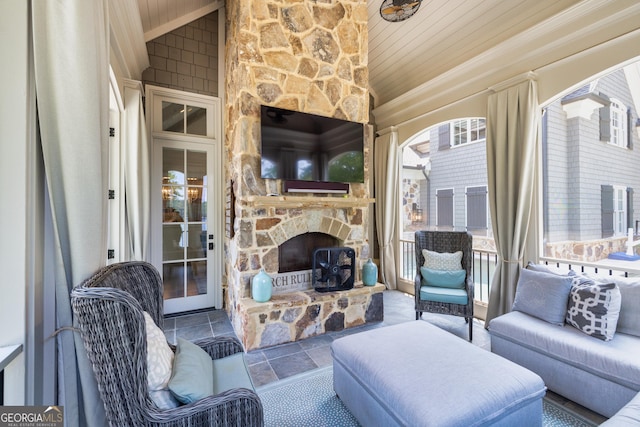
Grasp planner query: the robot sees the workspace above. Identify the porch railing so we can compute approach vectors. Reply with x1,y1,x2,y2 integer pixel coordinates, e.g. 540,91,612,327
399,239,640,305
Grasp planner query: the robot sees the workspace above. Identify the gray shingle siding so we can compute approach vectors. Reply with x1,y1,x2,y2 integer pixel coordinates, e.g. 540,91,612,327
424,68,640,244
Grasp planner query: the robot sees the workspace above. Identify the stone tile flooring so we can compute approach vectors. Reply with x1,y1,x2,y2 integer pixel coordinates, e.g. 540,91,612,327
166,289,607,425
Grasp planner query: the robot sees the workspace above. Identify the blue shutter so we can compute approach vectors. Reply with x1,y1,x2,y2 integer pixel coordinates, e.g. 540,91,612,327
436,189,454,227
466,186,487,230
601,185,614,238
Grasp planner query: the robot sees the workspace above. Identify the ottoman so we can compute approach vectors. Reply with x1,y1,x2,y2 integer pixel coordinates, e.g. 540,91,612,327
331,321,546,427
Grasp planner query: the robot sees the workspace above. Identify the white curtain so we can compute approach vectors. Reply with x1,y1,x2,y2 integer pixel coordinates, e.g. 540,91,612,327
485,79,541,325
123,81,151,261
374,128,399,289
32,1,109,426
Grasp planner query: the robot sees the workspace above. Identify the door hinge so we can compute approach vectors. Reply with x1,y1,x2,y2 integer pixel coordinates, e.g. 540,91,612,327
108,189,115,199
107,249,115,259
109,127,115,137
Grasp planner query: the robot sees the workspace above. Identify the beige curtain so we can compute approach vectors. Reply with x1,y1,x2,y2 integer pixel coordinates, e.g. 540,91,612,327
374,128,399,289
123,80,151,261
485,79,541,325
33,1,109,425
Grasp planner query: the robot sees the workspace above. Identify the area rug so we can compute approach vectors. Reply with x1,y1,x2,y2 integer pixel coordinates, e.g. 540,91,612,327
257,366,598,427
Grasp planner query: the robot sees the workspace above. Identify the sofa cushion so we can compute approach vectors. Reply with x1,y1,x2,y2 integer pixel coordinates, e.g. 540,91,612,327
512,268,573,326
211,352,254,395
566,279,621,341
420,267,466,289
601,390,640,426
585,274,640,338
419,286,468,305
490,311,640,390
422,249,462,271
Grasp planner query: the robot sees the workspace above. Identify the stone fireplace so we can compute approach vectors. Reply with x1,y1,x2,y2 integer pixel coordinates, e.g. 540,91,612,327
223,0,378,350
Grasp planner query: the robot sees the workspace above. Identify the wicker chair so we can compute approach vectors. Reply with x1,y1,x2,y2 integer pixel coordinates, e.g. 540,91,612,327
70,261,263,427
414,231,474,341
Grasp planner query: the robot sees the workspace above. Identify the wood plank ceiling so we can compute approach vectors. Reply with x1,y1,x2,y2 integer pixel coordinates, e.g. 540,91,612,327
137,0,607,106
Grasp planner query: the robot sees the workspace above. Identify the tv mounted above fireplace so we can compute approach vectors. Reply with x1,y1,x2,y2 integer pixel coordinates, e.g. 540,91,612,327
260,105,365,193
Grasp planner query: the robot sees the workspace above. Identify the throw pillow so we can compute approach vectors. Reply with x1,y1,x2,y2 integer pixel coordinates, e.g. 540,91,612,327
169,337,214,404
512,267,573,326
420,267,466,289
584,273,640,338
143,311,174,391
566,279,622,341
526,262,577,277
422,249,463,271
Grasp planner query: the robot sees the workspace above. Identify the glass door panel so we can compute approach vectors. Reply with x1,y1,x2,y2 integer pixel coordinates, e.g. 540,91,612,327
161,146,211,302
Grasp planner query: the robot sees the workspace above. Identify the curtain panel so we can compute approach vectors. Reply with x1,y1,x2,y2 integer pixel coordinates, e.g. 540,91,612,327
485,79,541,325
33,0,110,425
374,129,399,289
123,81,151,261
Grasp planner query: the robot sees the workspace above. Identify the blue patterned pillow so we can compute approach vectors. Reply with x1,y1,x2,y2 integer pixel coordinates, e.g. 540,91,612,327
566,278,621,341
512,268,573,326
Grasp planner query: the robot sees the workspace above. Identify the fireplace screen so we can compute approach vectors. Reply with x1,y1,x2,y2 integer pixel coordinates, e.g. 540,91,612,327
312,247,355,292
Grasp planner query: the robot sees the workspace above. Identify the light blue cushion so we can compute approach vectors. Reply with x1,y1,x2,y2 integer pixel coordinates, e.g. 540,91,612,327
420,267,466,289
512,267,573,326
168,338,214,404
211,352,255,394
419,286,468,305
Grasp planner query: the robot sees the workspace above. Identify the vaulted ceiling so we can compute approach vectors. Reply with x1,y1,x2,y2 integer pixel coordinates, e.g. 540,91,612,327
135,0,640,110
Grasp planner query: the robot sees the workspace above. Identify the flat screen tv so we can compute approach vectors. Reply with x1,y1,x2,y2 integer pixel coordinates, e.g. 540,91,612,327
260,105,365,185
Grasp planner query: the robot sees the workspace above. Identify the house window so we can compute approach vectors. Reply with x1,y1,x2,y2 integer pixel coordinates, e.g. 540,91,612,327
601,184,632,237
451,118,486,147
466,186,487,232
610,99,628,148
436,188,454,228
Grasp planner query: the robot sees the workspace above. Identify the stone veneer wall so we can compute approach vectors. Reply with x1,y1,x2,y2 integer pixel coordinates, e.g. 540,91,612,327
224,0,370,349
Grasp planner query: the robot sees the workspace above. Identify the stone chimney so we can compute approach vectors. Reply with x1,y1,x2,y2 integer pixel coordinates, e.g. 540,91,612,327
223,0,372,349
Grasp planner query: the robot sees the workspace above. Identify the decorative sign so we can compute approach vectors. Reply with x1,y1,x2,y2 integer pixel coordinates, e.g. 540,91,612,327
271,269,316,295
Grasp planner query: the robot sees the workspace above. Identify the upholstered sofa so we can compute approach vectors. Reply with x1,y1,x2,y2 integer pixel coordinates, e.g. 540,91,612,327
488,265,640,419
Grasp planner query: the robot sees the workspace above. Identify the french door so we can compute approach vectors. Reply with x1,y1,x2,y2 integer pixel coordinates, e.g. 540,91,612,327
148,86,222,314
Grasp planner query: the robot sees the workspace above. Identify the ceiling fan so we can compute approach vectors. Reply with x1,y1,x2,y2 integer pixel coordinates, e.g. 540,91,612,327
379,0,422,23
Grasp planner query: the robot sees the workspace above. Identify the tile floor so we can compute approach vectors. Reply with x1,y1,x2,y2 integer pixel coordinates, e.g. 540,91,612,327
165,290,607,425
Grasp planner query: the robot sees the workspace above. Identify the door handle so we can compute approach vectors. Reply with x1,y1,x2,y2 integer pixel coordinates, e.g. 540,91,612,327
209,242,214,250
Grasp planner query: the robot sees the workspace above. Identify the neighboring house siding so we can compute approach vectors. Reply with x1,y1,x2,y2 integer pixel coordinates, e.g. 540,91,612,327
429,127,488,230
547,69,640,242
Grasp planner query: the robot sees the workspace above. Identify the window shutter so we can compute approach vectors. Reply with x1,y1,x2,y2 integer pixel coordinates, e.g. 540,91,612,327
600,106,611,142
438,124,450,151
466,186,487,230
627,108,633,150
436,189,454,227
628,187,634,232
601,185,614,238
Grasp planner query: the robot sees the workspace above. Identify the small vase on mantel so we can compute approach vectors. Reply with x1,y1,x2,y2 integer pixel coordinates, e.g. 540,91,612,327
252,269,272,302
362,259,378,286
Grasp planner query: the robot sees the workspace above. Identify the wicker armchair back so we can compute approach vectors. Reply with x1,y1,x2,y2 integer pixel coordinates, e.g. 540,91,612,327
71,261,263,427
414,230,474,340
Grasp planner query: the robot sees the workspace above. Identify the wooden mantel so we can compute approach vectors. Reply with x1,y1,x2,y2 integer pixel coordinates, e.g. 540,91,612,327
245,195,375,209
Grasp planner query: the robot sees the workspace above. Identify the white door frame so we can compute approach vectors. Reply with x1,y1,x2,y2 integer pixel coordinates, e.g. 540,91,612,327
146,85,223,312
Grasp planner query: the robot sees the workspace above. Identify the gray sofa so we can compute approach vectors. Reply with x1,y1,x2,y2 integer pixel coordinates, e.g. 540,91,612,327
489,269,640,419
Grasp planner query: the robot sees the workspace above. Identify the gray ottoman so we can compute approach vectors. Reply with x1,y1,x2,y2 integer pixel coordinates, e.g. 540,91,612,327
331,321,546,427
